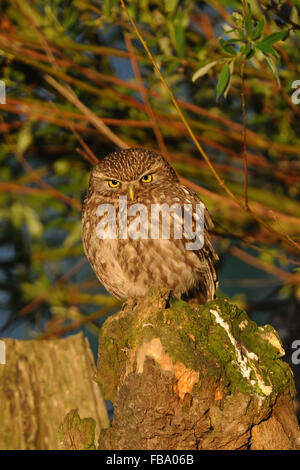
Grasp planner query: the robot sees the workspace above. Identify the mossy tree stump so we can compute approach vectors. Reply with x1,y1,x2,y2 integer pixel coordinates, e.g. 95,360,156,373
97,289,300,450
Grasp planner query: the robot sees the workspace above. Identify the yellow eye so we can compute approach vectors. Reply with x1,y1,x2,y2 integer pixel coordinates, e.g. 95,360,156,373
140,174,152,183
108,180,120,188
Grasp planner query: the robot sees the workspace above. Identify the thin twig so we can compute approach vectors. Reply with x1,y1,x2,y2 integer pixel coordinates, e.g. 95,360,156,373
68,123,99,165
19,155,81,210
269,211,300,253
124,32,170,159
241,0,248,208
230,246,298,283
241,58,248,208
37,304,120,340
44,74,129,149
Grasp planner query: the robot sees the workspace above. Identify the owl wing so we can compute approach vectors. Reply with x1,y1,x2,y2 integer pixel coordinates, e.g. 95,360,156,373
178,185,219,302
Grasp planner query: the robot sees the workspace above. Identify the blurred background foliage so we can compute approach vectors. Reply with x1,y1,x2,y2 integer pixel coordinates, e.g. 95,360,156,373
0,0,300,400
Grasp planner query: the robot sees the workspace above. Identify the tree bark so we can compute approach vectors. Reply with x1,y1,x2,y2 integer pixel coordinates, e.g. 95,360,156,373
0,333,109,450
97,289,300,450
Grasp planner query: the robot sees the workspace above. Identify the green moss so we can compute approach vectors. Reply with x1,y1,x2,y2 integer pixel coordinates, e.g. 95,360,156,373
58,409,96,450
97,290,296,402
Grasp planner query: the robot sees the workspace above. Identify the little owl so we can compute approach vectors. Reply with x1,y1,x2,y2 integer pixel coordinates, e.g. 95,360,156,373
82,148,218,303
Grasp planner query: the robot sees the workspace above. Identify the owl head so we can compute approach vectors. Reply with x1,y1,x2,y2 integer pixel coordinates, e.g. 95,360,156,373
87,148,179,201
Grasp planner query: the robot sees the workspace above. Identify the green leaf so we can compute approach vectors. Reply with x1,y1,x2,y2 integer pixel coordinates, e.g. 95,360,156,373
174,23,185,57
23,207,43,238
237,28,246,40
293,0,300,15
265,56,281,86
216,63,230,100
165,0,180,13
245,12,253,38
192,61,218,81
219,38,237,55
255,30,288,58
17,125,32,156
255,41,278,58
224,60,235,99
242,43,254,59
252,18,265,40
103,0,115,17
262,31,289,45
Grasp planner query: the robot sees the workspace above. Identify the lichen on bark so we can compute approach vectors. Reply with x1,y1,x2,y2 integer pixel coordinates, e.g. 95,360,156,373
97,289,300,450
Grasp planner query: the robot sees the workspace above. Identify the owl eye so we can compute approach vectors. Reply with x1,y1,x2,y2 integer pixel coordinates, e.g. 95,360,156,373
108,180,120,188
140,174,152,183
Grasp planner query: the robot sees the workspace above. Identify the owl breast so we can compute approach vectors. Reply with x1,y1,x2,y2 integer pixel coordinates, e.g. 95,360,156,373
85,236,201,300
82,192,204,299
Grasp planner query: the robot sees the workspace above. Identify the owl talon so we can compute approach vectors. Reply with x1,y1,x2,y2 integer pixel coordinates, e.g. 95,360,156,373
121,298,138,312
165,291,173,309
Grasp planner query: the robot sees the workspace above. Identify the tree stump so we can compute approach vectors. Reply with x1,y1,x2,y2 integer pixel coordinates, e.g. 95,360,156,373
0,333,109,450
97,289,300,450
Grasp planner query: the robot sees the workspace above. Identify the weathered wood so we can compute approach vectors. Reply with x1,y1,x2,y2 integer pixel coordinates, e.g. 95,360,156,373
0,333,109,450
97,289,300,450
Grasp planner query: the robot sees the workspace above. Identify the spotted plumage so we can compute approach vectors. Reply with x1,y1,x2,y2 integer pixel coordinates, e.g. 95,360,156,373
82,148,218,303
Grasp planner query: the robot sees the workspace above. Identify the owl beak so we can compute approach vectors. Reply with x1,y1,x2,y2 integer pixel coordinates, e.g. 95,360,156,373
128,183,135,201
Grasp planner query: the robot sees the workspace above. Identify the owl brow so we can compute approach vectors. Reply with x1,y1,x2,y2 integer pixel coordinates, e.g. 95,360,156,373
93,172,120,181
140,168,159,178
